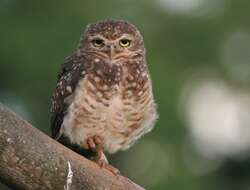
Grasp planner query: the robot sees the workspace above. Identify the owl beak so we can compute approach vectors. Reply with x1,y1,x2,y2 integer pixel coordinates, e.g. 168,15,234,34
106,44,116,60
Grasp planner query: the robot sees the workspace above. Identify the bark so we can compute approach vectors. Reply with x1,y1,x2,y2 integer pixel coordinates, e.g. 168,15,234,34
0,103,145,190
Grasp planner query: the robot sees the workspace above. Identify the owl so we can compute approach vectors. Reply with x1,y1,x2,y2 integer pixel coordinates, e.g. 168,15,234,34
50,20,158,173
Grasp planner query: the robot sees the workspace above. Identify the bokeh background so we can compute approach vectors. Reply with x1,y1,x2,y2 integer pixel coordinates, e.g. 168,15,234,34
1,0,250,189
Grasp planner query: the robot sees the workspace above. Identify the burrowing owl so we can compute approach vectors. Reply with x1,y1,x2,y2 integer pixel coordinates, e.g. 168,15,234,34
50,20,158,173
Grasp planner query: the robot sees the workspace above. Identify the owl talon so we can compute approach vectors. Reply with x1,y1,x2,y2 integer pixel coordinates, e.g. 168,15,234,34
95,145,120,175
98,161,120,175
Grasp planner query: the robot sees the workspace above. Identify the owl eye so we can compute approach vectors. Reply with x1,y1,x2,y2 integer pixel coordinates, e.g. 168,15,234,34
119,39,131,47
92,39,104,47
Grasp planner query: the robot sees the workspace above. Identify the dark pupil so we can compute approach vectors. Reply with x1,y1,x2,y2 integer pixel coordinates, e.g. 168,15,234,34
95,39,103,45
121,39,129,44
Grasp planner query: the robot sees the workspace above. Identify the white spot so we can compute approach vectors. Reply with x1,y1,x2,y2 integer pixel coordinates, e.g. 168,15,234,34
132,82,137,87
156,0,225,18
180,78,250,158
94,76,101,82
81,71,86,75
97,70,102,75
128,75,134,81
138,91,143,96
7,138,11,143
114,84,119,90
94,58,100,63
103,85,108,90
127,90,133,97
97,91,103,98
66,86,72,93
142,72,147,77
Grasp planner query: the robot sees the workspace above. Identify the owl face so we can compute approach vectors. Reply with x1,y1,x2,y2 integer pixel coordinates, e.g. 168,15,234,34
79,20,145,62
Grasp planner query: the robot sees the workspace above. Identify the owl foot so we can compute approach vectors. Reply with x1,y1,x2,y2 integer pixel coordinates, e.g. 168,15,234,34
96,149,120,175
86,136,120,175
86,137,96,150
98,160,120,175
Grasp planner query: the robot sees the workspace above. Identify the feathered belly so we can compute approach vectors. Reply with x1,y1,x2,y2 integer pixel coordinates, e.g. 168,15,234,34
62,77,157,153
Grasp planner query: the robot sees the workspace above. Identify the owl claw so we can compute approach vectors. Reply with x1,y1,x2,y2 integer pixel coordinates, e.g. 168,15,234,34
96,143,120,175
86,136,120,175
98,160,120,175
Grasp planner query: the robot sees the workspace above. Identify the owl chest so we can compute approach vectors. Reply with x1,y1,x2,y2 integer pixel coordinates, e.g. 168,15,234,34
70,74,139,128
62,70,153,152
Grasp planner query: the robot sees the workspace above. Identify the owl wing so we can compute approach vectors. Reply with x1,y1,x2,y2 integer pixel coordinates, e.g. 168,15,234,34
50,54,86,139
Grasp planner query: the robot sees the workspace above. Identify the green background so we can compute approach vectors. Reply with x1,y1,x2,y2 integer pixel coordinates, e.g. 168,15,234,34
1,0,250,189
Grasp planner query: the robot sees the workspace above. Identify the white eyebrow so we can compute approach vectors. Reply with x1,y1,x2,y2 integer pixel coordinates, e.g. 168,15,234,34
88,35,106,40
119,34,133,40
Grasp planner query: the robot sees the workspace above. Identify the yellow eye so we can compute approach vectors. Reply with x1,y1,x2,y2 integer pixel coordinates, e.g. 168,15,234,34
119,39,131,47
92,39,104,47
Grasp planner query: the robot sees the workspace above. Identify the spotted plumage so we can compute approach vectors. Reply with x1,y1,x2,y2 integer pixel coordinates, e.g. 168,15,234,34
50,20,158,172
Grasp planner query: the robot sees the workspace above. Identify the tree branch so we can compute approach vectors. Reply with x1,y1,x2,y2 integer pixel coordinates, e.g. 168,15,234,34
0,103,145,190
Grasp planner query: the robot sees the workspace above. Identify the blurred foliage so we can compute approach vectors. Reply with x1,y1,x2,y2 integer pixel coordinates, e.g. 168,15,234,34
1,0,250,189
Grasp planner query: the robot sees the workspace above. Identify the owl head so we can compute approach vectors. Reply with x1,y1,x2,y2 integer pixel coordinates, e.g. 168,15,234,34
79,20,145,62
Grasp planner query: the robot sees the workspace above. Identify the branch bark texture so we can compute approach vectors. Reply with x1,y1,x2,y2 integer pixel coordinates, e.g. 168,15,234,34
0,103,145,190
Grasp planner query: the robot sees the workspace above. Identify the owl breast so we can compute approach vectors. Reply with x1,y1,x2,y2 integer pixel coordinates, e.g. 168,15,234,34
62,62,157,153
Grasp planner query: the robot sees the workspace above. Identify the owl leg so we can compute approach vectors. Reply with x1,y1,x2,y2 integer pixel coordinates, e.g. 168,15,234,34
86,135,120,175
